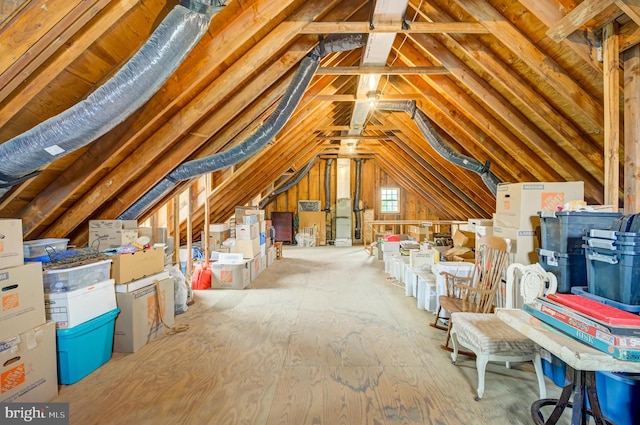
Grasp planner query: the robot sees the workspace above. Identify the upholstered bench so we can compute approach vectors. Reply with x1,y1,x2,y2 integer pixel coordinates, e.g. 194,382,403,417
450,311,547,401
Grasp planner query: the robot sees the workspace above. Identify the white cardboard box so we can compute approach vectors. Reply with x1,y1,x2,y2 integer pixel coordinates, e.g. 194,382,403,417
0,219,24,270
210,261,250,289
409,249,439,270
45,279,117,329
0,320,57,403
381,241,400,253
494,182,584,230
0,262,46,342
113,271,171,293
114,277,174,353
467,218,493,232
236,222,259,240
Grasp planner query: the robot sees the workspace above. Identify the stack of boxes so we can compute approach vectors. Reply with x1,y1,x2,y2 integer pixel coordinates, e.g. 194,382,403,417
492,182,584,265
0,219,58,402
206,207,279,290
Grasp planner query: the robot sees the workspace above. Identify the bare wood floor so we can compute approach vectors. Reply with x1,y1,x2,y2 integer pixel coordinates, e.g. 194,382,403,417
55,246,569,425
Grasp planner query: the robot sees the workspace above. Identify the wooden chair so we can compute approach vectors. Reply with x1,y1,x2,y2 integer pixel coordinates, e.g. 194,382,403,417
449,263,557,400
431,235,509,351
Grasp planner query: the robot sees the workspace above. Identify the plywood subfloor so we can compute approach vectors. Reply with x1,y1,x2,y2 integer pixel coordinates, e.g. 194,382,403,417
54,246,570,425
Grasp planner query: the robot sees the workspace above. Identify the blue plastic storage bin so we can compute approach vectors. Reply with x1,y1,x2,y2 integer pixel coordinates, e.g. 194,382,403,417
585,245,640,305
56,308,119,384
595,372,640,425
537,248,587,293
541,351,568,387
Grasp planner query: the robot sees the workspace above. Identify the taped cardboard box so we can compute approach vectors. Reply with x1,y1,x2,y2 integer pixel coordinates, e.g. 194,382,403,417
452,229,476,248
110,247,165,284
114,277,174,353
0,320,57,403
0,219,24,270
210,260,250,289
443,246,475,261
0,262,46,342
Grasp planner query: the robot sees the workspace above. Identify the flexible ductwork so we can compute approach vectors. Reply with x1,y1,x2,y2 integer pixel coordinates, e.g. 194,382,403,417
323,158,333,212
0,3,220,197
120,34,365,219
353,158,363,241
376,100,500,195
258,157,316,209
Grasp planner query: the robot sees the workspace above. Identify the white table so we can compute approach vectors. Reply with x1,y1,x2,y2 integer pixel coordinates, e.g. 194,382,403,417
497,308,640,425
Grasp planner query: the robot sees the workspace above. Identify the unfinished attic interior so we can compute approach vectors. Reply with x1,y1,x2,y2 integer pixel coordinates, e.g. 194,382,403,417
3,0,640,423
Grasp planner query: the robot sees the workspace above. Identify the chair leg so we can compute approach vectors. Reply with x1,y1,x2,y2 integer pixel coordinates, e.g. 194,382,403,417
441,318,453,352
450,328,459,364
430,306,448,330
532,351,547,399
475,354,489,401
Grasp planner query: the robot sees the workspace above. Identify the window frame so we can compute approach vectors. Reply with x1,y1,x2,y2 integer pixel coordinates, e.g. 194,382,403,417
380,187,400,214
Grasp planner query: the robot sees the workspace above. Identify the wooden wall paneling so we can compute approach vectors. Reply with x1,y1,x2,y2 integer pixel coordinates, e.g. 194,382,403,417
624,44,640,213
308,161,320,202
380,111,494,215
604,21,621,210
380,141,481,219
173,195,180,265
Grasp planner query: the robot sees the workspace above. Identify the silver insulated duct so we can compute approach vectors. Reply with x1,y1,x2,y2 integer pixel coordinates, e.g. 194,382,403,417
120,34,365,219
259,157,316,209
353,158,363,241
0,2,221,196
376,100,500,195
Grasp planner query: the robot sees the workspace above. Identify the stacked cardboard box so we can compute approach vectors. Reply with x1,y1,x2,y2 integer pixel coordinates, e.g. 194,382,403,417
443,229,476,261
88,219,138,251
0,219,58,403
493,182,584,265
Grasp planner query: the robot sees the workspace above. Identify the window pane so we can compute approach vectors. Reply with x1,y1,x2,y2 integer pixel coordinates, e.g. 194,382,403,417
381,188,399,213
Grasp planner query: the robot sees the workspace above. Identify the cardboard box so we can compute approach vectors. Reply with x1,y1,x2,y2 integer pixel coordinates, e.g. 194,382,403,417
0,262,46,341
0,219,24,269
210,261,250,289
467,218,493,232
0,320,57,403
260,254,267,271
137,226,168,244
89,219,138,250
209,223,229,232
494,182,584,230
409,249,440,270
443,246,475,261
114,277,174,353
492,225,539,265
110,247,165,284
381,241,400,252
236,222,259,240
266,246,276,267
234,237,260,259
114,271,171,293
241,214,258,225
249,255,261,281
452,229,476,248
45,279,116,329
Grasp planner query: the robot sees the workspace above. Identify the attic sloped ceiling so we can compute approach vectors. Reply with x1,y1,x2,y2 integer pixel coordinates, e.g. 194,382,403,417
0,0,635,244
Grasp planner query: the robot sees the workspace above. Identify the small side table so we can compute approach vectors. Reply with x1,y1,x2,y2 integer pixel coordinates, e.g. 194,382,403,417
496,308,640,425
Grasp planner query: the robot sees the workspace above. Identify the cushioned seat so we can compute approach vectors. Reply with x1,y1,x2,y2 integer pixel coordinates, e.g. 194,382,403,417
449,263,557,401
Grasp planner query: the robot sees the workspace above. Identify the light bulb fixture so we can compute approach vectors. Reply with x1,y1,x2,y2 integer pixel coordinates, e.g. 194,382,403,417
367,90,380,108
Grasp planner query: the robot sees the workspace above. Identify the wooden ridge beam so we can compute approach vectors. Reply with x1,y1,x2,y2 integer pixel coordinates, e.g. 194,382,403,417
316,65,448,75
300,21,490,34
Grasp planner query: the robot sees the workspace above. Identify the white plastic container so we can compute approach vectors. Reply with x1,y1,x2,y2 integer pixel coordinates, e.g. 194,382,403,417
44,279,116,329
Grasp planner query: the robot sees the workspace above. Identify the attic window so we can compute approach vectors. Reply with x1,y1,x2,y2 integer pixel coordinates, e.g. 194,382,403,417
380,188,399,213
